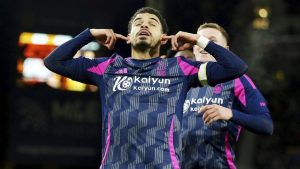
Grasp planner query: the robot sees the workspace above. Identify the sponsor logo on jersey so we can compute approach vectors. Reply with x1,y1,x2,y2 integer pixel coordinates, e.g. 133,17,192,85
113,76,170,92
113,76,133,91
183,97,224,113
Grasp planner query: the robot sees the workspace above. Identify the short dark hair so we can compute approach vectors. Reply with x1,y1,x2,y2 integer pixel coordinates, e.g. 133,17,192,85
197,23,229,43
128,7,168,33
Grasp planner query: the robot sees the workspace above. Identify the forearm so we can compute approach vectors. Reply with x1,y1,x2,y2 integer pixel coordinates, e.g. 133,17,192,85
44,29,95,74
231,109,274,135
197,38,248,86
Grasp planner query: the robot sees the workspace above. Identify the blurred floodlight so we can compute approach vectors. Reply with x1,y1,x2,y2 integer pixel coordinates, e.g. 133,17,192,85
53,35,72,46
258,8,269,18
31,33,48,45
82,42,100,51
23,58,52,81
19,32,72,46
252,18,269,30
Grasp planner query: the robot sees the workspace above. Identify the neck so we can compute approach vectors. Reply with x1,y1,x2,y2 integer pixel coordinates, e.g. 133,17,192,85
131,45,160,60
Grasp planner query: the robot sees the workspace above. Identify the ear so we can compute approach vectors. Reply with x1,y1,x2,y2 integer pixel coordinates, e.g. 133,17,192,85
126,34,131,44
160,34,169,45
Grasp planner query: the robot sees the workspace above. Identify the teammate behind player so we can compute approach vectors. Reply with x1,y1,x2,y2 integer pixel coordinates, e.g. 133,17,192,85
181,23,273,169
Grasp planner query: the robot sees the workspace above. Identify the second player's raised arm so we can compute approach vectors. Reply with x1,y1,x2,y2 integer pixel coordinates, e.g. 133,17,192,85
170,32,248,86
196,36,248,86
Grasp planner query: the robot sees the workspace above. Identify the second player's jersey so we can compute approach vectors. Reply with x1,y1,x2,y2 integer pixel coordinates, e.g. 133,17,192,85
182,80,237,169
181,74,270,169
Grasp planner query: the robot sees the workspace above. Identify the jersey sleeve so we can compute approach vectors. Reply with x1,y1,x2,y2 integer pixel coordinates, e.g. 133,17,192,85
176,56,202,86
231,75,274,135
44,29,108,85
198,41,248,86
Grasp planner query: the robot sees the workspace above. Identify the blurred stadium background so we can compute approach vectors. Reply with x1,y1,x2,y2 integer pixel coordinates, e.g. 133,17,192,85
0,0,299,168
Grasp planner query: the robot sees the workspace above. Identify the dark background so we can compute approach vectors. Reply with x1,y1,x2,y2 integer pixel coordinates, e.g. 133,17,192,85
1,0,300,169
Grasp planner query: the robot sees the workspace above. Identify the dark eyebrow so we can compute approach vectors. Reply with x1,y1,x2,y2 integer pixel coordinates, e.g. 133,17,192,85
133,17,142,23
149,17,160,24
133,17,160,24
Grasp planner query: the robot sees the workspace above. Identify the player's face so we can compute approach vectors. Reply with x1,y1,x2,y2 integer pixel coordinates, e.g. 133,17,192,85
129,13,164,49
193,28,228,62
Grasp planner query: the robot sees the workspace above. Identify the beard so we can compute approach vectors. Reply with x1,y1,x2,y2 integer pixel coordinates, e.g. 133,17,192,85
133,39,151,52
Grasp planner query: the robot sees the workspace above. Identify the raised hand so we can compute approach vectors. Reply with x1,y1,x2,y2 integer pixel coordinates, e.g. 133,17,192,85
171,31,200,51
161,35,173,42
198,104,233,125
90,29,129,50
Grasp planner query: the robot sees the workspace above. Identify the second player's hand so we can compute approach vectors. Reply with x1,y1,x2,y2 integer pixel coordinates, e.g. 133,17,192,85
90,29,128,50
171,31,200,51
199,104,233,125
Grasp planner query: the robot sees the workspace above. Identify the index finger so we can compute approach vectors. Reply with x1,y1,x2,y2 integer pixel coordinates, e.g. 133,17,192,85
162,35,174,40
115,33,129,41
199,105,212,113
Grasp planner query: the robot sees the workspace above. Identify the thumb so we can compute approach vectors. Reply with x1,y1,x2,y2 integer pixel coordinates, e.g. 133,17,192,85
198,106,204,113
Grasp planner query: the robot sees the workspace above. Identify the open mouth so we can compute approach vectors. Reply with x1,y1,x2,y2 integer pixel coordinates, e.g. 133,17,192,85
137,30,151,37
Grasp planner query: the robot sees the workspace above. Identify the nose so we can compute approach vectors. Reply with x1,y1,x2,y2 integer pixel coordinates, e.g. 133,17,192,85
141,23,149,29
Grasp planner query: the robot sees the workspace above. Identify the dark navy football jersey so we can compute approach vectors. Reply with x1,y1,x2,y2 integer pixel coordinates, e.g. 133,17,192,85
181,75,272,169
44,29,248,169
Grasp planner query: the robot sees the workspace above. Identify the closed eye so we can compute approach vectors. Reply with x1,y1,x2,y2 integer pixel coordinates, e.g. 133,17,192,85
149,21,157,27
135,22,142,26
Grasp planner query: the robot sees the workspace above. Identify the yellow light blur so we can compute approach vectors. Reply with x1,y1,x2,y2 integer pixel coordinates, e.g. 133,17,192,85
258,8,268,18
65,78,86,92
47,35,56,46
252,18,269,30
275,71,285,81
46,73,62,89
17,58,23,73
19,32,72,46
19,32,32,45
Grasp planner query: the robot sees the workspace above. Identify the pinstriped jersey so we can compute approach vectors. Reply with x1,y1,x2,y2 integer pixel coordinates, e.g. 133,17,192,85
181,80,236,169
77,54,201,169
44,29,249,169
181,74,271,169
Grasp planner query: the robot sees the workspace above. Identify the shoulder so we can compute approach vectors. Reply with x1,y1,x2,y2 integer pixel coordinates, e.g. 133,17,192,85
93,53,122,62
234,74,257,90
175,56,200,64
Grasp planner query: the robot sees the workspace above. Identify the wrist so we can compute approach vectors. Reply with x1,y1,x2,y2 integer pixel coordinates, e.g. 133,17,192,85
196,35,210,49
225,108,233,120
228,109,233,120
